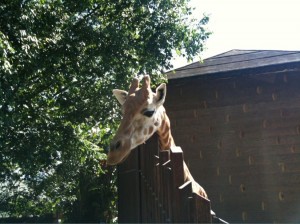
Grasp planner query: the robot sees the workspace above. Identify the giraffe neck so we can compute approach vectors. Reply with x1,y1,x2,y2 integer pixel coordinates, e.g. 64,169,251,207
154,108,207,198
156,108,197,185
156,108,175,151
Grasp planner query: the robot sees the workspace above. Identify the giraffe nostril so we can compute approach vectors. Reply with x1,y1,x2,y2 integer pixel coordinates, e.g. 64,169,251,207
115,140,121,150
109,141,122,151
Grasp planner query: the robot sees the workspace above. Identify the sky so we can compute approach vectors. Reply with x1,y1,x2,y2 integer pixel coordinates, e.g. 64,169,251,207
173,0,300,68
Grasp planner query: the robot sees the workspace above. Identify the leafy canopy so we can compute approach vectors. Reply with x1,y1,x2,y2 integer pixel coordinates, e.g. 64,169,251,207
0,0,210,222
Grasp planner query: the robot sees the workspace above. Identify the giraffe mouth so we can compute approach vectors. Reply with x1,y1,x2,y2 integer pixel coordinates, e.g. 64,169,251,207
106,149,131,166
119,151,131,164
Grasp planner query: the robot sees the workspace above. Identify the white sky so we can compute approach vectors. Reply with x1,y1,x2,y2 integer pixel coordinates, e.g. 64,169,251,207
173,0,300,68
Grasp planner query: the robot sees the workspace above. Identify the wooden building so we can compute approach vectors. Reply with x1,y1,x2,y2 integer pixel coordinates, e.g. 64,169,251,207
164,50,300,223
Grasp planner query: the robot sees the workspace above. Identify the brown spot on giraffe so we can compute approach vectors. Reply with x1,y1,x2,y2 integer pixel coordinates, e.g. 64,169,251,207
143,128,148,136
148,126,154,135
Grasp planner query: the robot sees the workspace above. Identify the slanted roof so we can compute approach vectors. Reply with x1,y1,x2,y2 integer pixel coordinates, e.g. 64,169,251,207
167,49,300,80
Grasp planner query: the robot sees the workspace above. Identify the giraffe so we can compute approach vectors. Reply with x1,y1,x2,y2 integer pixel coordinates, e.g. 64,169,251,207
107,75,207,198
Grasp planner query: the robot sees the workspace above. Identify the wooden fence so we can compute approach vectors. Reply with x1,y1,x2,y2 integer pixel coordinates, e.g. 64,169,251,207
117,135,212,223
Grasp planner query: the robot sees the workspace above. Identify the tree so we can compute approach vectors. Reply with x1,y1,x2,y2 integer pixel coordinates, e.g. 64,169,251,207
0,0,210,222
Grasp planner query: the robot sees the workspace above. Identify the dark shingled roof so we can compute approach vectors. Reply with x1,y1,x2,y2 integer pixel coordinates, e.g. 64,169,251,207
166,49,300,79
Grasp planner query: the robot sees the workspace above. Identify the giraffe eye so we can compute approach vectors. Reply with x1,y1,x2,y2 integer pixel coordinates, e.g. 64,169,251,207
143,110,155,117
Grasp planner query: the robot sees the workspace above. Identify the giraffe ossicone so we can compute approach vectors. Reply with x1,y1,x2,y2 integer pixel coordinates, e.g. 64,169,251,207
107,75,207,199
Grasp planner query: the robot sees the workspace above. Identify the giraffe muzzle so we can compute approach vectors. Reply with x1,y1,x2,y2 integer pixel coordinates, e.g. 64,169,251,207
107,139,131,165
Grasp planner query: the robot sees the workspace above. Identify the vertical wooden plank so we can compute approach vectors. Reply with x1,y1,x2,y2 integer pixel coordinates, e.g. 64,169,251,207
178,181,193,223
149,143,155,223
159,150,170,222
139,144,146,223
139,134,160,222
169,146,185,222
117,148,141,223
154,155,161,222
151,142,156,223
148,146,154,223
191,193,212,223
170,146,185,184
145,144,152,223
162,160,172,222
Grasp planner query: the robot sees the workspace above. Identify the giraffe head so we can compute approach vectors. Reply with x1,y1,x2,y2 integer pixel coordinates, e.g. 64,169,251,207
107,75,166,165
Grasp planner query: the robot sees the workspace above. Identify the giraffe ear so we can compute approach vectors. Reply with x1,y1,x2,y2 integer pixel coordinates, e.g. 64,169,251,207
155,83,166,106
113,89,128,105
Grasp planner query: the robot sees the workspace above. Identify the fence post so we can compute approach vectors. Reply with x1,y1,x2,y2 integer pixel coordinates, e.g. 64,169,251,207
191,193,212,223
169,146,185,222
117,148,141,223
178,180,193,222
159,150,170,222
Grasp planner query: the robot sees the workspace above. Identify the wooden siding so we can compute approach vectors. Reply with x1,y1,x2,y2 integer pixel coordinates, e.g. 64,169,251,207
165,71,300,223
